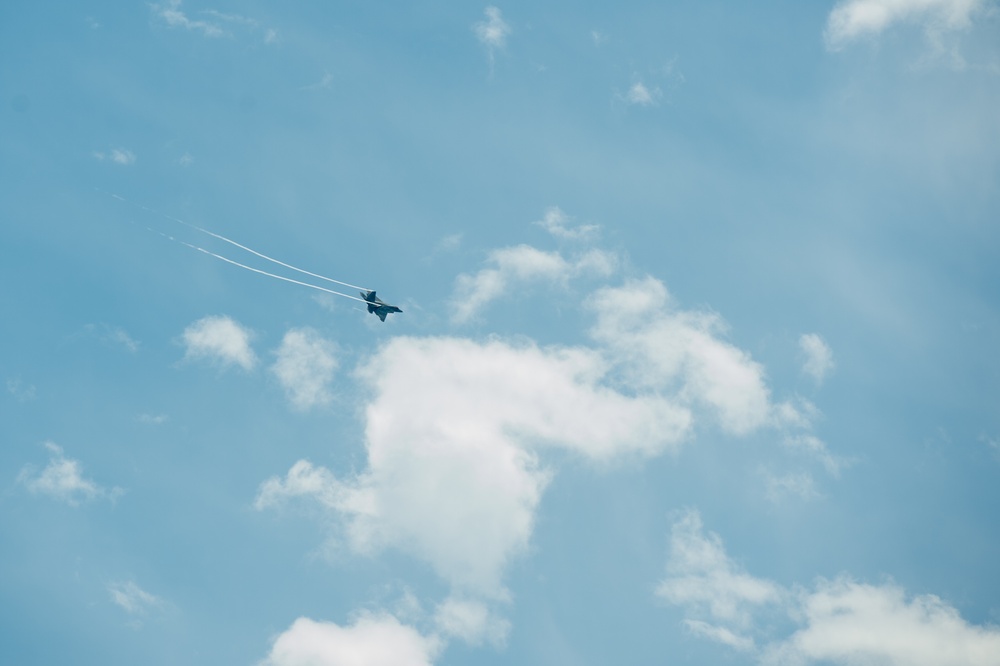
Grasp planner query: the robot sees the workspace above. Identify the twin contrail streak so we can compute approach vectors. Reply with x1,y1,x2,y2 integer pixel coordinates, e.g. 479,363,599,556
106,190,371,292
149,229,373,305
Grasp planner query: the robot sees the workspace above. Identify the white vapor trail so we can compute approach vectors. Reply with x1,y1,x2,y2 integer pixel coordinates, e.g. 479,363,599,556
153,229,374,305
106,191,370,292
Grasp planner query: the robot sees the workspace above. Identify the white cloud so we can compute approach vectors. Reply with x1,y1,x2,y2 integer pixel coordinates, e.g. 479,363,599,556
111,148,136,165
258,335,692,598
7,377,36,402
799,334,834,384
588,278,775,435
436,233,462,252
262,614,442,666
591,30,608,46
765,578,1000,666
93,148,136,165
85,324,139,352
764,471,821,502
684,619,756,651
150,0,225,38
433,596,510,647
662,57,687,86
451,244,616,323
108,580,162,615
18,442,122,506
983,434,1000,461
201,9,257,27
474,6,510,72
617,62,682,107
771,398,820,430
783,435,847,477
151,3,277,44
271,328,338,411
256,241,831,643
474,6,510,50
300,73,333,92
137,413,169,425
260,266,822,608
178,153,194,166
181,315,256,371
656,509,783,628
825,0,988,49
535,206,599,241
659,511,1000,665
625,81,661,106
110,327,139,352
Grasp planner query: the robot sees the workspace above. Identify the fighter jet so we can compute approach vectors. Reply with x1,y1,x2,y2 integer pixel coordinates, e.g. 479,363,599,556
361,290,402,322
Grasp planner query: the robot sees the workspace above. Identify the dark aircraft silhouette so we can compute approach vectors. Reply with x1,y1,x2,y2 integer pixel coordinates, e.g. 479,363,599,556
361,290,402,322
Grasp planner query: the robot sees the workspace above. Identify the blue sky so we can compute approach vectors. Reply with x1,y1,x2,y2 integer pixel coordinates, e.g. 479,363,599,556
2,1,999,664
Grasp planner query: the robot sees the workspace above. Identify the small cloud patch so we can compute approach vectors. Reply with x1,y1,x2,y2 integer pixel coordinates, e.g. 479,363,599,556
18,442,123,506
109,580,162,615
799,333,834,384
93,148,136,165
181,315,257,371
535,206,599,241
824,0,989,50
271,328,338,411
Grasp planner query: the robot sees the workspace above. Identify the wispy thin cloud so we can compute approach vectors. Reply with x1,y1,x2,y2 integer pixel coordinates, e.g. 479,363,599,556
451,244,616,323
825,0,989,50
109,580,162,615
201,8,256,27
683,619,755,652
783,434,849,477
7,377,36,402
93,148,136,165
535,206,599,241
433,596,510,648
436,233,463,253
474,6,510,71
617,61,684,108
110,327,139,351
982,434,1000,462
151,1,277,44
659,510,1000,662
764,470,821,502
625,81,661,106
424,233,464,264
18,442,123,506
150,0,225,38
656,509,784,630
137,413,169,425
270,328,338,411
83,323,139,352
800,333,834,384
299,73,333,92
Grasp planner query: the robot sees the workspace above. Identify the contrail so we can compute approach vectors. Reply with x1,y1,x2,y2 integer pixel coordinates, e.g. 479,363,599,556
150,229,374,305
104,190,371,292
